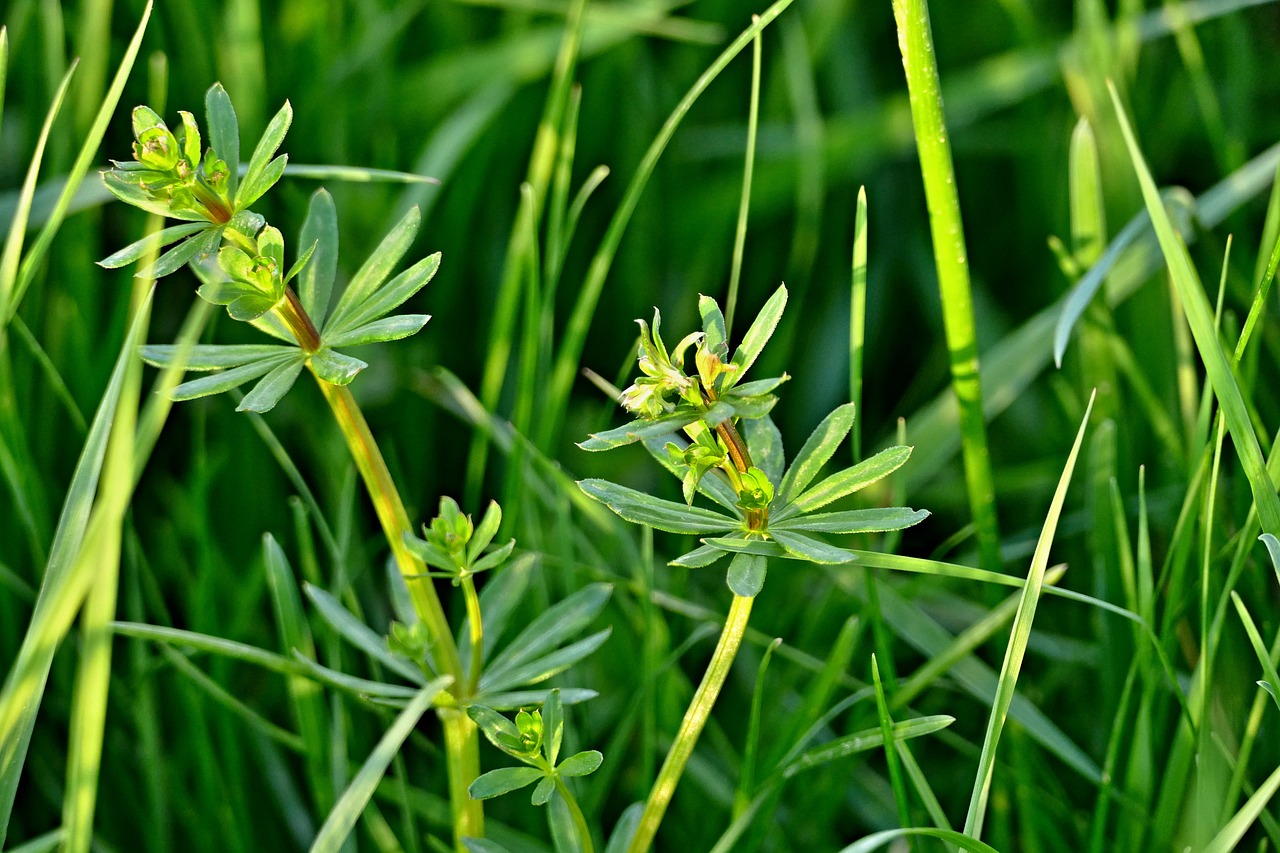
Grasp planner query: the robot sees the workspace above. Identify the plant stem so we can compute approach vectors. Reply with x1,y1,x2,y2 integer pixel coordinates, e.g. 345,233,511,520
626,593,755,853
314,378,483,847
460,575,484,692
555,776,595,853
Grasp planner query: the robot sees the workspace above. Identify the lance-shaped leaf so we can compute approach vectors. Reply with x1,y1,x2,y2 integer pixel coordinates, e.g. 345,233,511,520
298,188,338,325
480,628,612,693
669,543,730,568
699,294,728,354
770,530,858,564
140,228,222,279
778,403,856,503
578,479,739,534
324,314,430,348
205,83,240,198
290,653,423,701
579,410,703,452
236,355,307,413
168,351,300,401
141,343,296,371
325,205,421,333
542,689,564,766
241,100,292,201
557,750,603,777
310,348,367,386
726,552,767,597
304,584,427,684
327,252,440,337
482,584,612,690
644,436,740,512
468,704,526,755
702,537,787,559
472,688,598,712
729,284,787,383
771,507,930,534
742,415,784,485
469,767,544,801
775,445,912,519
98,221,209,268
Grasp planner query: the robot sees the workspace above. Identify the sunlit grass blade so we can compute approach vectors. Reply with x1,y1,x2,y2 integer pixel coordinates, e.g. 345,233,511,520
310,678,452,853
962,392,1096,839
850,187,867,462
837,828,1000,853
723,23,762,335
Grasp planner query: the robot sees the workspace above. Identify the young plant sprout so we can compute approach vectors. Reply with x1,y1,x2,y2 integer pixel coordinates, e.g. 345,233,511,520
579,286,928,850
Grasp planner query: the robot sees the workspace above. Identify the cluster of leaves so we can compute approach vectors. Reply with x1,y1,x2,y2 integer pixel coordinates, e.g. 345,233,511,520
102,83,437,413
579,288,929,597
467,689,603,805
405,497,514,585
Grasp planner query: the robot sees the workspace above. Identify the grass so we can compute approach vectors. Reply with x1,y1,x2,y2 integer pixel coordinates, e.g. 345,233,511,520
3,0,1280,851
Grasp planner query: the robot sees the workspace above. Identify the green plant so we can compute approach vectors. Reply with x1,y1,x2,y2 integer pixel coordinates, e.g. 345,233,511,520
578,287,929,850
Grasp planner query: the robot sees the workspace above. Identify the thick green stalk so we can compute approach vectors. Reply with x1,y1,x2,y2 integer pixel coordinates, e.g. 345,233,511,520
626,593,754,853
313,378,483,847
891,0,1001,572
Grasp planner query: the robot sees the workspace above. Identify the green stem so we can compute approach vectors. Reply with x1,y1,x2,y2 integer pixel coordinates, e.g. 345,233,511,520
626,593,755,853
313,378,483,848
892,0,1002,573
460,574,484,692
554,777,595,853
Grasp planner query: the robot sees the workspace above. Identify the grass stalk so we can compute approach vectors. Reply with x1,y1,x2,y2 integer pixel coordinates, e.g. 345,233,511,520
891,0,1001,572
626,592,754,853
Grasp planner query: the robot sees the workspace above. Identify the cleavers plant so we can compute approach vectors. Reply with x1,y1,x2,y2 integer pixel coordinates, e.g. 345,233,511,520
100,85,612,852
578,286,929,850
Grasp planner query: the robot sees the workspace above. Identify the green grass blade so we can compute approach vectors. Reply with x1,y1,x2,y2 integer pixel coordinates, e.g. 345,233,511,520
837,828,1000,853
5,1,152,322
723,25,762,336
1202,762,1280,853
1230,591,1280,711
1109,82,1280,534
892,0,1001,572
962,392,1096,839
850,187,867,462
310,678,452,853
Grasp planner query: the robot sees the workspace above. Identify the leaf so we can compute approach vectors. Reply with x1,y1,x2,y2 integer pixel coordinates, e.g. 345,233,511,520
557,750,603,777
578,411,702,452
605,803,643,853
1261,533,1280,588
531,775,556,806
836,828,1000,853
468,502,503,565
782,715,954,778
323,314,430,348
110,622,303,677
669,544,729,568
298,189,338,325
471,689,598,712
140,344,297,371
728,375,789,397
227,293,279,322
468,767,544,801
742,414,784,485
237,154,288,211
777,445,912,519
464,839,515,853
310,349,367,386
139,229,221,279
778,403,856,504
542,688,564,767
205,83,240,198
1231,592,1280,712
770,530,858,564
701,537,787,559
236,355,306,413
97,222,208,268
726,552,767,597
771,507,930,534
577,479,738,534
468,705,526,755
729,284,787,381
331,252,441,335
326,206,421,333
290,653,424,701
481,629,612,693
310,679,450,853
242,100,293,202
643,436,740,512
304,584,427,685
483,584,612,689
700,294,728,354
168,353,299,401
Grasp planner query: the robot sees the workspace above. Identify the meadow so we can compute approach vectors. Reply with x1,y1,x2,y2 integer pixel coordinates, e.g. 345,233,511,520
2,0,1280,851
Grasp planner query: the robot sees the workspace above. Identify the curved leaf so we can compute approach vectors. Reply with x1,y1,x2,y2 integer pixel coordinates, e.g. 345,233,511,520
777,445,912,519
579,411,702,452
140,344,295,371
468,767,544,801
777,403,856,503
726,552,766,597
770,530,858,565
236,356,307,413
97,222,208,269
324,314,430,348
729,284,787,382
578,479,738,534
310,349,367,386
168,352,298,401
771,507,930,534
326,205,421,333
298,188,338,325
557,750,603,778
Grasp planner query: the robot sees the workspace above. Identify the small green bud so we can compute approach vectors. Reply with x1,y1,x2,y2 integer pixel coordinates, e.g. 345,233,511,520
387,620,431,662
515,709,543,753
737,467,774,512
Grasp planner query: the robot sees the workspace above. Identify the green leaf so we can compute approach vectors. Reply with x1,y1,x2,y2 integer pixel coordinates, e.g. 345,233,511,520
727,375,789,397
467,501,503,565
205,83,240,198
140,229,220,279
111,622,303,678
468,705,524,755
483,584,612,689
237,154,288,212
481,629,612,693
837,828,999,853
531,775,556,806
726,552,767,597
783,715,954,778
644,436,740,512
140,344,297,371
463,839,514,853
242,100,292,203
742,414,784,484
699,294,728,354
298,188,338,325
542,689,563,767
1231,592,1280,712
168,353,298,401
227,293,279,322
97,222,208,269
290,653,423,701
778,445,912,519
579,411,702,452
310,349,367,386
284,240,317,287
701,537,787,559
101,172,204,221
236,355,306,413
323,314,430,348
1261,533,1280,588
778,403,856,504
577,479,738,534
469,767,543,801
605,803,644,853
330,252,440,335
557,750,603,778
770,530,858,564
669,544,729,568
474,689,598,712
310,679,451,853
304,584,427,685
326,206,421,333
729,284,787,382
771,507,930,534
